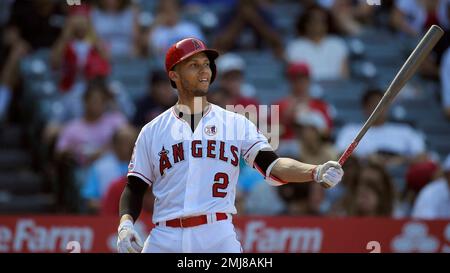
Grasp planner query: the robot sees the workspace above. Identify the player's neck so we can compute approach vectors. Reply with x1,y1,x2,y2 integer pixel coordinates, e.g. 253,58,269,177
176,96,210,115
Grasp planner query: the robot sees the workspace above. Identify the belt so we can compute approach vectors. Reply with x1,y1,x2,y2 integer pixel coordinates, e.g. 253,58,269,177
156,213,228,228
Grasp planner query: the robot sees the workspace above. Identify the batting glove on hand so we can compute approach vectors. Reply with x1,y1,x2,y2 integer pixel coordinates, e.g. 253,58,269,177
117,220,143,253
313,161,344,189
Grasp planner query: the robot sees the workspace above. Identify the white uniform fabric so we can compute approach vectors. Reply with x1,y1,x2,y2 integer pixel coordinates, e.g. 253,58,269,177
143,218,242,253
128,104,271,252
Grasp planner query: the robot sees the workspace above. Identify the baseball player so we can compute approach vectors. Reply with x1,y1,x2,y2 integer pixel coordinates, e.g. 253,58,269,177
117,38,344,253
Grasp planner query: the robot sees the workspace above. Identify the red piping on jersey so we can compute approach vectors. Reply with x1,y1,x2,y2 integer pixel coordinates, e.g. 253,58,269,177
171,107,186,122
254,162,287,184
243,141,263,157
253,162,266,177
203,104,212,117
128,171,153,184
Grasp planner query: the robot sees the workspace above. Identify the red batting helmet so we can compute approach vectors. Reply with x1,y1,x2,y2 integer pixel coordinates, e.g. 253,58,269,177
165,38,219,88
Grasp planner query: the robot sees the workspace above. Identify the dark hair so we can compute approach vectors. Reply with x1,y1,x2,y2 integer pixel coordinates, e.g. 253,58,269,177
295,4,337,36
83,78,112,102
361,88,383,107
95,0,131,11
353,162,395,216
278,183,310,203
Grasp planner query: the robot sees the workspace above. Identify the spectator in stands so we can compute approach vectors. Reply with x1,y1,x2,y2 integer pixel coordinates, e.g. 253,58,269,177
206,86,234,109
132,70,177,128
101,176,154,218
343,162,395,216
293,109,337,164
391,0,449,80
273,62,333,157
395,160,439,217
411,154,450,219
336,89,426,165
91,0,140,57
51,7,110,93
0,24,29,122
43,77,135,152
7,0,64,50
326,155,361,215
82,125,138,213
216,53,259,108
390,0,449,37
317,0,377,35
245,180,285,215
55,80,128,168
212,0,284,59
441,47,450,120
145,0,205,62
285,5,349,80
273,110,336,215
278,182,325,216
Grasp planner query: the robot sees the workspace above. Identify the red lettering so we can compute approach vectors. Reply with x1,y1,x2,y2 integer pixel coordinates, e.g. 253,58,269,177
212,172,229,198
230,145,239,166
192,140,202,157
219,141,229,162
206,140,216,159
159,153,172,175
172,142,184,163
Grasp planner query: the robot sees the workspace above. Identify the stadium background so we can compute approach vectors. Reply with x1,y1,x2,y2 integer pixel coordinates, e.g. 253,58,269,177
0,0,449,253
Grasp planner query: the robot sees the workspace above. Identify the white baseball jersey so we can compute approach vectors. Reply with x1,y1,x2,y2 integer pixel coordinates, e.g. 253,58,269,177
128,104,271,224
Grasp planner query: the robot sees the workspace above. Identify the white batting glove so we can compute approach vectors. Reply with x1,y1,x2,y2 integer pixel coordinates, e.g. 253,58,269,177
117,220,143,253
313,161,344,188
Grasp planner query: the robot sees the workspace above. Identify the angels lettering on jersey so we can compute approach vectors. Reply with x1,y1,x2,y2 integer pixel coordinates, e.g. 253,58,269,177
157,141,239,176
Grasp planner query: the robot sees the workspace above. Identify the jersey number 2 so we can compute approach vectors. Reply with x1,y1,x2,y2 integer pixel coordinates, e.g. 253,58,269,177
212,172,229,198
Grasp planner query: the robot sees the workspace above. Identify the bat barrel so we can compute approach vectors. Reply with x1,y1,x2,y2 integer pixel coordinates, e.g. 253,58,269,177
338,25,444,166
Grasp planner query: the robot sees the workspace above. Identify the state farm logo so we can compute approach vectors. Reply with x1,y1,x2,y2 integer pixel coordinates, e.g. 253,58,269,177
391,222,439,253
0,219,93,253
236,221,323,253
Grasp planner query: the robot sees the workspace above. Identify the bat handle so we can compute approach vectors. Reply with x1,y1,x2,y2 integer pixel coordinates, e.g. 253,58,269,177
338,140,359,166
319,140,359,189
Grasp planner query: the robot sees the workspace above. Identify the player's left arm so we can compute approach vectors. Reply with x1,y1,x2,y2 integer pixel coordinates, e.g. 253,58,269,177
241,115,343,189
269,157,317,183
254,151,344,188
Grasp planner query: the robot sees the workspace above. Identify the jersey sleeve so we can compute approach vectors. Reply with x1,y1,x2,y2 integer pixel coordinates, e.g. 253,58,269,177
127,126,154,186
240,116,272,168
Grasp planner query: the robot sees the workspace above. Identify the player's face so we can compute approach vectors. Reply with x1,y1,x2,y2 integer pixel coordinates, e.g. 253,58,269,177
176,52,212,96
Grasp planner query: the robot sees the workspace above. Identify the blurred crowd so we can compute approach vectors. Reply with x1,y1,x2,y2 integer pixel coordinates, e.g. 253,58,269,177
0,0,449,220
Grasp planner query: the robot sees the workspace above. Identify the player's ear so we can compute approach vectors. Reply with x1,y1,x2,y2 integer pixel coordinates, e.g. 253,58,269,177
168,70,178,83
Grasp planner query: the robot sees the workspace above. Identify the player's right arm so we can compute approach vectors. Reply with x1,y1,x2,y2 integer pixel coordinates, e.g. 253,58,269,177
117,176,148,253
117,125,154,253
